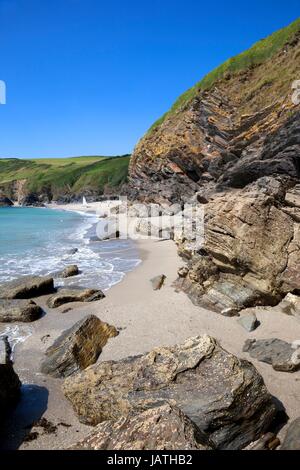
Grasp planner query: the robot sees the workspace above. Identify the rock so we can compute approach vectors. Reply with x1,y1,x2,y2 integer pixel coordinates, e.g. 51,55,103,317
237,312,258,332
63,335,277,450
243,338,300,372
0,337,21,412
19,193,42,207
60,265,79,278
0,275,54,299
46,287,105,308
65,248,78,256
281,418,300,450
175,177,296,314
247,432,280,450
68,403,213,450
0,299,42,323
41,315,118,378
277,293,300,321
0,196,13,207
150,274,166,290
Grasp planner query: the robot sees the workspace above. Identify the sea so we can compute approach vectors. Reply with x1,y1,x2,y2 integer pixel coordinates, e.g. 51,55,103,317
0,206,141,351
0,206,141,288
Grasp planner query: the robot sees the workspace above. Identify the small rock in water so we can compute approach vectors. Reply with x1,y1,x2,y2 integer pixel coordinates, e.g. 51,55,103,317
237,312,258,332
60,265,80,278
41,315,118,378
46,288,105,308
281,418,300,450
243,338,300,372
0,299,42,323
66,248,78,256
150,274,166,290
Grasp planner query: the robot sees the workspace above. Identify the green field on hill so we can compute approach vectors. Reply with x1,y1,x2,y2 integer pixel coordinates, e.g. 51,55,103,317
0,155,130,196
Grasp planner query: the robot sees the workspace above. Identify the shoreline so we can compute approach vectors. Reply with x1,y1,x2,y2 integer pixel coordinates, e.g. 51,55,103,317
1,203,300,449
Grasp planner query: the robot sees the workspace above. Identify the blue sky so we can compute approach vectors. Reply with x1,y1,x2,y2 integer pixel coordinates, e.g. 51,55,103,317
0,0,299,158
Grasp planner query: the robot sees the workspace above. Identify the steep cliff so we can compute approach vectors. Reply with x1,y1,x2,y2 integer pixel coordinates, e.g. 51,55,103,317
128,19,300,313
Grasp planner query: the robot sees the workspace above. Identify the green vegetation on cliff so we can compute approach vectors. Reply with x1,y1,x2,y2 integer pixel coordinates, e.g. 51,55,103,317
0,155,130,197
149,18,300,133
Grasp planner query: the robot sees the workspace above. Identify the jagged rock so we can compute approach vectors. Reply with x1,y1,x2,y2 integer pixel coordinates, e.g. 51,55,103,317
237,312,258,332
281,418,300,450
0,299,42,323
150,274,166,290
60,265,79,278
0,196,13,207
65,248,78,256
0,276,54,299
46,287,105,308
0,337,21,412
176,177,297,313
63,335,277,450
69,403,213,450
41,315,118,378
243,338,300,372
19,192,42,207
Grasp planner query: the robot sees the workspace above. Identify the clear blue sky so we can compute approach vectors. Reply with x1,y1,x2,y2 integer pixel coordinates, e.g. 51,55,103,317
0,0,299,158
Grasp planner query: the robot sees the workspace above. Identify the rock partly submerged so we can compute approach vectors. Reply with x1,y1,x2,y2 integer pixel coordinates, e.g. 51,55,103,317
41,315,118,378
243,338,300,372
0,337,21,414
0,299,43,323
46,288,105,308
63,335,277,450
69,403,213,450
0,275,54,300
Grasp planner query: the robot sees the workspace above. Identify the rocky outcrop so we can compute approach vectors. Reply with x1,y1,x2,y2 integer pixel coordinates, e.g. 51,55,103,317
243,338,300,372
19,193,43,207
127,28,300,313
63,335,277,450
174,177,300,313
281,418,300,450
46,288,105,308
0,299,42,323
0,276,54,299
41,315,118,378
0,196,13,207
0,337,21,413
69,404,213,450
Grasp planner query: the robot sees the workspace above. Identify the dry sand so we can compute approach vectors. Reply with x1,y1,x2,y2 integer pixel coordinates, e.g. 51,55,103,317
1,203,300,449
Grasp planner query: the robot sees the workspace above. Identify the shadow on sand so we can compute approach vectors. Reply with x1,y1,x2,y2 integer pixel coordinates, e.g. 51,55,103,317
0,384,48,450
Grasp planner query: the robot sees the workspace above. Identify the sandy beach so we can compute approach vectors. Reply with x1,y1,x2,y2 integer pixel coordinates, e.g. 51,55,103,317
1,202,300,449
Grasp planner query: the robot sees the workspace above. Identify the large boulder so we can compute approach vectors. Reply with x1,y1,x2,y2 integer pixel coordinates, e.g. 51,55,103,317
41,315,118,378
0,337,21,413
176,177,299,314
0,299,42,323
0,276,54,299
63,335,277,450
46,288,105,308
60,265,79,278
243,338,300,372
281,418,300,450
68,403,213,450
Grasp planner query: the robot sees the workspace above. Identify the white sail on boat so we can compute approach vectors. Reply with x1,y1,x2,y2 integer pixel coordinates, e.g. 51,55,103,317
82,196,87,206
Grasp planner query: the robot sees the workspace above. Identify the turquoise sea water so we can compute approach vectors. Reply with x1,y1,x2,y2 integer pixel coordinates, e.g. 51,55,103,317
0,206,140,289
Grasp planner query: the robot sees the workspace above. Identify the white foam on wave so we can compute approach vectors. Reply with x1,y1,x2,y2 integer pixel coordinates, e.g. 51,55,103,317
0,325,33,358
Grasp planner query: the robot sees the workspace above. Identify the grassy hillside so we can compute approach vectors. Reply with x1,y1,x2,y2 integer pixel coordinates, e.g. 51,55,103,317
149,17,300,133
0,155,130,197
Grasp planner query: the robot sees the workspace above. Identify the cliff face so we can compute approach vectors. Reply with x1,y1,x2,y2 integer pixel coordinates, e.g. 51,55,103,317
129,23,300,203
128,20,300,313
